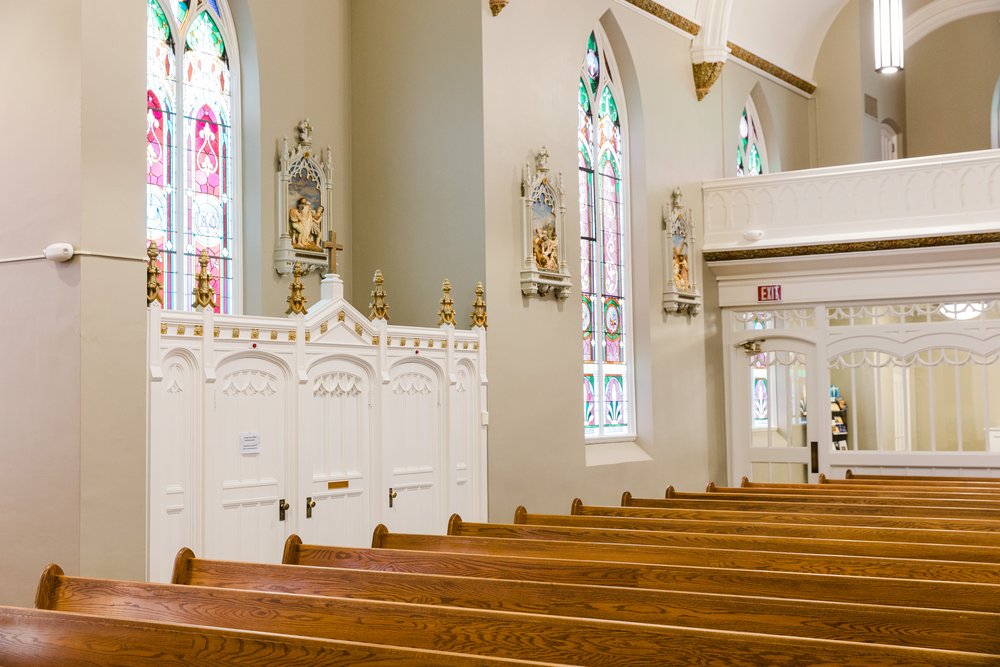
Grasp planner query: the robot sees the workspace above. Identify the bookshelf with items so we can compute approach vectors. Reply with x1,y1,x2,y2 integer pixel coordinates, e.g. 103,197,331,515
831,385,848,450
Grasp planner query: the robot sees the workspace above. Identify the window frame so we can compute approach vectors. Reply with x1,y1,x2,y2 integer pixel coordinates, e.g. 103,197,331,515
579,26,637,444
147,0,243,314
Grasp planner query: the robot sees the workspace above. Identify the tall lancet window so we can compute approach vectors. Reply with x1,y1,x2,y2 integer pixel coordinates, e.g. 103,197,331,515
147,0,239,312
579,29,633,440
736,97,768,177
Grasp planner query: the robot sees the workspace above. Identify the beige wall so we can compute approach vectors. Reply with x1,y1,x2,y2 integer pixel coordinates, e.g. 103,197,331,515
350,0,487,327
906,12,1000,157
480,1,811,515
244,0,353,315
0,0,146,605
814,0,905,166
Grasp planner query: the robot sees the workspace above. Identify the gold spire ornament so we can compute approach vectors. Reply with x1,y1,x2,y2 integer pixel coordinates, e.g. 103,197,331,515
286,262,309,315
146,244,163,306
470,282,488,329
438,278,456,326
191,250,218,310
369,269,389,321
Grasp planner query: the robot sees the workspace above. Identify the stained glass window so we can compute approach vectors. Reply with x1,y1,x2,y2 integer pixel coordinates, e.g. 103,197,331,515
736,97,767,178
579,29,632,439
146,0,238,313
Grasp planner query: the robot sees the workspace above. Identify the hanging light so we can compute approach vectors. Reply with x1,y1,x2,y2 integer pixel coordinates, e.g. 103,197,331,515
874,0,904,73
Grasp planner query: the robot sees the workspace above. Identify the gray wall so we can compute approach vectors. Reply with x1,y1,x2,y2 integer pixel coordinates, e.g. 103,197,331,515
350,0,487,326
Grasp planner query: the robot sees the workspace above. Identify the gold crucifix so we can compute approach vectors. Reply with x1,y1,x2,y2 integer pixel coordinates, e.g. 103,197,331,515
323,230,344,275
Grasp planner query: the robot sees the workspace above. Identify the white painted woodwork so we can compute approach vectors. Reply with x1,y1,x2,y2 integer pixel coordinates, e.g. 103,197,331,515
702,148,1000,251
146,276,487,582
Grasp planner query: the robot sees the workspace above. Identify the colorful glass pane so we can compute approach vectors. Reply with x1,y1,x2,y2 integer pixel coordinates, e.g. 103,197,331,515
579,30,630,438
147,0,237,314
183,9,232,313
585,32,599,93
751,372,769,429
584,375,597,430
582,297,594,362
186,9,227,60
604,374,627,429
147,0,178,309
736,100,767,178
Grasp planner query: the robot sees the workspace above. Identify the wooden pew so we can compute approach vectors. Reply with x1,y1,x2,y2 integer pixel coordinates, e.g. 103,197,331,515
622,487,1000,522
372,526,1000,583
0,605,519,666
283,538,1000,613
658,488,1000,517
171,549,1000,653
735,480,1000,499
507,505,1000,547
598,496,1000,531
36,565,992,667
847,470,1000,483
827,472,1000,489
826,477,1000,490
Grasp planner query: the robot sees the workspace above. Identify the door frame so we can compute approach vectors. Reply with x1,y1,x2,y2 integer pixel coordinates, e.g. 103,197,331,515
725,326,828,485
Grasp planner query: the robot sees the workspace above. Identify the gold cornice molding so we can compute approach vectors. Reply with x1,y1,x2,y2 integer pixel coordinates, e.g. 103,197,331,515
623,0,699,35
622,1,816,96
726,43,817,95
703,233,1000,262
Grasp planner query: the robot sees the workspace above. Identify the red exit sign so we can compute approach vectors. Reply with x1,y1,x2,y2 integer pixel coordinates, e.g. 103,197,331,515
757,285,782,302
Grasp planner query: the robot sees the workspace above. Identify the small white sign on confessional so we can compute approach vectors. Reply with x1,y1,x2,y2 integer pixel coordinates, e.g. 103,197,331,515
239,431,261,455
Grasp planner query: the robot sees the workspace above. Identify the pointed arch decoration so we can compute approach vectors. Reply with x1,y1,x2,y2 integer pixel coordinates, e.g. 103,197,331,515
736,94,769,177
579,27,635,440
147,0,241,313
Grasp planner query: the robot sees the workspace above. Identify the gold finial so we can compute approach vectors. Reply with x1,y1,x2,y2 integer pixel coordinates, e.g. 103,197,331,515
191,250,218,310
470,282,488,329
286,262,309,315
438,278,456,326
489,0,509,16
146,244,163,306
370,269,389,321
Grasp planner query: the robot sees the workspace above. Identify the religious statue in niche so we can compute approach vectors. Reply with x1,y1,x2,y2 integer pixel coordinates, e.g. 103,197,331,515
521,146,571,299
274,118,336,276
288,196,324,251
662,187,702,316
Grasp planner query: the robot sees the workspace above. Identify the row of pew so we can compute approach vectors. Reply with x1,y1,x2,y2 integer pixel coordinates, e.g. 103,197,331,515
3,470,1000,664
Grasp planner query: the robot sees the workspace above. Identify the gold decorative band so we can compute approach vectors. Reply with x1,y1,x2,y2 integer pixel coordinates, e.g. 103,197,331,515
623,1,816,95
726,43,816,95
623,0,698,35
704,232,1000,262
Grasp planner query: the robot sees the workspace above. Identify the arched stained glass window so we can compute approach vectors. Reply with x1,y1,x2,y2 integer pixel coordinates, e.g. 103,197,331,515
146,0,238,313
579,29,633,440
736,97,767,177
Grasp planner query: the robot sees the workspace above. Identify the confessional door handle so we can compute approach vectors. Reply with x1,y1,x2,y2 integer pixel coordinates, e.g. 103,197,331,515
388,488,398,508
305,497,317,519
278,499,290,522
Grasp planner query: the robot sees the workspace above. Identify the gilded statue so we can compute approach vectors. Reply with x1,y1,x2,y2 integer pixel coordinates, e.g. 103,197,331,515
289,196,323,251
672,244,691,292
532,222,558,271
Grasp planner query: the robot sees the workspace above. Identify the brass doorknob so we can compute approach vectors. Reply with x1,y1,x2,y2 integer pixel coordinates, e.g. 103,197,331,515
305,496,317,519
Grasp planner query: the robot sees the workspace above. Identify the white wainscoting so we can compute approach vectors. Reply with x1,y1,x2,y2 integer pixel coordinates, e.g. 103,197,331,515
146,276,487,581
703,149,1000,250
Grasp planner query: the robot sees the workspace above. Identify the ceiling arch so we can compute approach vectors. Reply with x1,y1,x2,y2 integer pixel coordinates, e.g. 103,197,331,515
905,0,1000,48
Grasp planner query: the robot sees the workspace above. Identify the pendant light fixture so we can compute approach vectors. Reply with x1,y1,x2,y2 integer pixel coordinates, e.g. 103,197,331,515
874,0,904,73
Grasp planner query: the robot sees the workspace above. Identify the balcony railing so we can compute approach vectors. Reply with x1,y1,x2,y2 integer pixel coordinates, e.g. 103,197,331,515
702,149,1000,252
